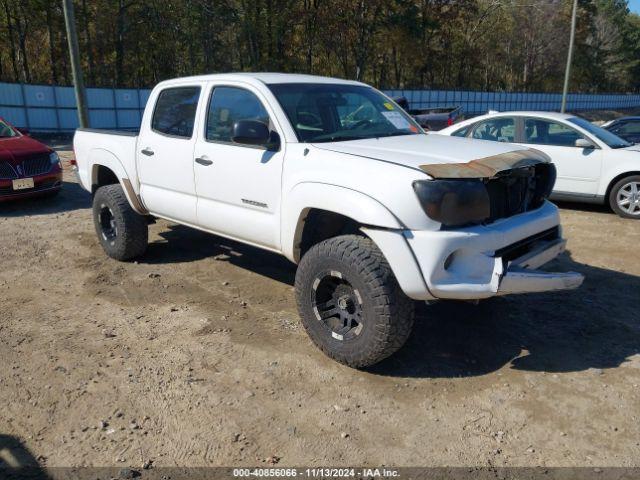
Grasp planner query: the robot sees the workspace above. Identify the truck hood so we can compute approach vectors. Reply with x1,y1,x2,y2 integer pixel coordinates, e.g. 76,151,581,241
311,134,548,178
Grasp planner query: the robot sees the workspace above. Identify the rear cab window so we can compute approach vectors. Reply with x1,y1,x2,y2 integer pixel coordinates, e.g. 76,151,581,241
151,87,201,138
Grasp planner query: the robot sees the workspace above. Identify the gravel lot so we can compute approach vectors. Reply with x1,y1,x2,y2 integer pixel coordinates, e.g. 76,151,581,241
0,148,639,470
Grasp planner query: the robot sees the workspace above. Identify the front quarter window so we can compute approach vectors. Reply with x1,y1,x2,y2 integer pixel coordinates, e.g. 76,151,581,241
0,119,17,138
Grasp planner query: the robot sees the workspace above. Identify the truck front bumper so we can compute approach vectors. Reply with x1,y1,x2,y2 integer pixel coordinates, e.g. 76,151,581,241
363,201,584,301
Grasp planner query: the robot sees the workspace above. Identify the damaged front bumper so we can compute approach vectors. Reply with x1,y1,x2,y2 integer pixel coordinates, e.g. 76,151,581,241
401,201,583,300
363,202,583,301
495,237,583,295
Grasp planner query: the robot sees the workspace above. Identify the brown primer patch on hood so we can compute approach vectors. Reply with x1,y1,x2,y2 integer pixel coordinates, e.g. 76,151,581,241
419,148,550,179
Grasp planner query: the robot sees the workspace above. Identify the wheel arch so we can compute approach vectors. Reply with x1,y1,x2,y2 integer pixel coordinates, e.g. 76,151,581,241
282,183,403,263
89,150,148,215
605,170,640,203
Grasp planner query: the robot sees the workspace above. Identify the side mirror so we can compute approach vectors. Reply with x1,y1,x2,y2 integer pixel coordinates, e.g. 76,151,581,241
232,120,274,148
575,138,595,149
16,127,30,135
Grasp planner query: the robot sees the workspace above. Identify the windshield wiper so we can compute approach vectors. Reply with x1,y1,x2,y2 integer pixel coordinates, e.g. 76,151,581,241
374,132,415,138
311,135,360,143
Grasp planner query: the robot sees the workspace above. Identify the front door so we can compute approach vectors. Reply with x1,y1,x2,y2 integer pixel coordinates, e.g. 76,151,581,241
193,84,285,250
519,117,602,196
137,86,201,224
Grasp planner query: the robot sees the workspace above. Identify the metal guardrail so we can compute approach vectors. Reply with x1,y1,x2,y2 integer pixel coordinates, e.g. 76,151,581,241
1,81,640,132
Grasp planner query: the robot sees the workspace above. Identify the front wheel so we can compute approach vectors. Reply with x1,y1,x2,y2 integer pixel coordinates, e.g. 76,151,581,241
295,235,415,368
92,184,148,261
609,175,640,219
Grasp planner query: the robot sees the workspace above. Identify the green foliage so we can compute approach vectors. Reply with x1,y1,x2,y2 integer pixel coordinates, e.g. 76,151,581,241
0,0,638,92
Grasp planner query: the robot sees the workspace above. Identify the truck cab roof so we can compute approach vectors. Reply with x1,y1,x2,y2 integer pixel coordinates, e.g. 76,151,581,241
156,72,367,88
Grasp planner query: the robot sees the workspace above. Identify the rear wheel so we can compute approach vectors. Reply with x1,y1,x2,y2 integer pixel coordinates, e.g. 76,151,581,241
295,235,414,368
609,175,640,219
92,184,148,260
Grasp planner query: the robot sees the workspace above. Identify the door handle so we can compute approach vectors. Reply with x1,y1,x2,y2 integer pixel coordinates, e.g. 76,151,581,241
141,148,154,156
195,156,213,166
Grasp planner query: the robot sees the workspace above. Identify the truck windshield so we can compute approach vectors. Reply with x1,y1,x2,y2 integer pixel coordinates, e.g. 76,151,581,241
267,83,422,143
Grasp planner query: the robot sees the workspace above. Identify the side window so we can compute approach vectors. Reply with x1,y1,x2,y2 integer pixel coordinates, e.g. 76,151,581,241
206,87,270,143
151,87,200,138
615,121,640,135
471,118,515,142
524,118,583,147
451,126,470,137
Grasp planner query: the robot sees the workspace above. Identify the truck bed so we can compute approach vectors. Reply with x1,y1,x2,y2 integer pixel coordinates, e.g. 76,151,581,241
73,128,139,194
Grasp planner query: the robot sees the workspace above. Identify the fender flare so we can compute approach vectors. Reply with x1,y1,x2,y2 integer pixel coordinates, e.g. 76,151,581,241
89,149,148,215
282,182,403,263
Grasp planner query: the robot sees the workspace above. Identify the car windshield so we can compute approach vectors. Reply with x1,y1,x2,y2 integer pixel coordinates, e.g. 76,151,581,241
568,117,631,149
0,119,17,138
267,83,422,143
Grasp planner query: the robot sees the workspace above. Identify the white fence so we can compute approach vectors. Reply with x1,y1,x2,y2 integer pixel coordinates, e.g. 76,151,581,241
1,81,640,132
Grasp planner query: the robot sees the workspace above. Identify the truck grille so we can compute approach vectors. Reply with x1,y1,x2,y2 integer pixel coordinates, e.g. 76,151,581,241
484,163,556,223
22,154,52,177
0,162,17,180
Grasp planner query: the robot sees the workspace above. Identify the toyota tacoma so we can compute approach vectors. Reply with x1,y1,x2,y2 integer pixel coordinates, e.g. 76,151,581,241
73,73,584,368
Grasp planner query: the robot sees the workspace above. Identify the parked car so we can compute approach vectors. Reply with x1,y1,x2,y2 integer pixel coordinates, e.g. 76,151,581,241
0,117,62,202
602,116,640,144
393,97,463,130
73,74,583,368
436,111,640,219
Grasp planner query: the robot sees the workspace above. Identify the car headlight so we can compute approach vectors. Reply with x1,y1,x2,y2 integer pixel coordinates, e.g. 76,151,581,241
49,151,60,165
412,179,490,228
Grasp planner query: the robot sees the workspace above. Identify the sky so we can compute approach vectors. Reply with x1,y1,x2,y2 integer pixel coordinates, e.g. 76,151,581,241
630,0,640,14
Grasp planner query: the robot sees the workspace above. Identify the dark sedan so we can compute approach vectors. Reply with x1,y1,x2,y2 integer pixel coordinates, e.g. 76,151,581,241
602,116,640,144
0,117,62,202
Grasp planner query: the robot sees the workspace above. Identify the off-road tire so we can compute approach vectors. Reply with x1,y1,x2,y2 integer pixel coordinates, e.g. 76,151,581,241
295,235,414,368
92,184,148,261
609,175,640,219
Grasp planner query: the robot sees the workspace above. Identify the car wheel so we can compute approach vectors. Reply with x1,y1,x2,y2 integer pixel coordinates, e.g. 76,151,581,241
295,235,414,368
92,184,148,260
609,175,640,219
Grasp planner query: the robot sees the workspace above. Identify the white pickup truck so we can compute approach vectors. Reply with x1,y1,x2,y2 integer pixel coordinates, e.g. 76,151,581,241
74,73,583,368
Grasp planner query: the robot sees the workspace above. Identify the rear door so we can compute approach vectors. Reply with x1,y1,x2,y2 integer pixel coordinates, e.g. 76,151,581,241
192,83,285,249
137,85,202,224
518,117,602,196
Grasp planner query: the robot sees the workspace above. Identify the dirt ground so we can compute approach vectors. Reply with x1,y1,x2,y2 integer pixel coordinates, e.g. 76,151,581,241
0,148,639,470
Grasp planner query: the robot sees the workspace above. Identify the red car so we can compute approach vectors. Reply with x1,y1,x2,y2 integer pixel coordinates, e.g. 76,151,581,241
0,117,62,201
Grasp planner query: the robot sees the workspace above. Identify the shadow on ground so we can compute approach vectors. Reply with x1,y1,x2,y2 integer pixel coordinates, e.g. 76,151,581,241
554,199,612,215
141,224,297,284
0,434,49,479
370,252,640,378
0,181,90,217
136,224,640,379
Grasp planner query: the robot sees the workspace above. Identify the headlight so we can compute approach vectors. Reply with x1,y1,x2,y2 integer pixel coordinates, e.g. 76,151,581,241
49,151,60,165
412,179,490,228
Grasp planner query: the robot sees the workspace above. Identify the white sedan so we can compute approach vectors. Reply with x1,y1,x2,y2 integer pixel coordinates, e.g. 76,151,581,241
436,111,640,219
